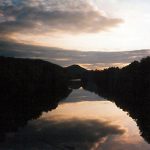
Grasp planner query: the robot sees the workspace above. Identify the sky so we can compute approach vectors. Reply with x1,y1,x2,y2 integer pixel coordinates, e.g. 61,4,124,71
0,41,149,69
1,0,150,51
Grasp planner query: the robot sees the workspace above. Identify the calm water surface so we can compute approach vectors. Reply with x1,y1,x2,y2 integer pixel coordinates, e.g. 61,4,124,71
1,88,150,150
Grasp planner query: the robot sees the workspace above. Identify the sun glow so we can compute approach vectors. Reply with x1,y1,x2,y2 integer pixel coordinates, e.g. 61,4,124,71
1,0,150,51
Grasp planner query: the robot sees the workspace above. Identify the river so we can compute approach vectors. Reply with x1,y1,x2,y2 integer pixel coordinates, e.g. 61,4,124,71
1,86,150,150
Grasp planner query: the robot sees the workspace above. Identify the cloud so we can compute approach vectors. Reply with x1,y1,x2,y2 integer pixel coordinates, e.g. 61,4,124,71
0,0,123,39
1,118,149,150
0,41,149,69
0,118,125,150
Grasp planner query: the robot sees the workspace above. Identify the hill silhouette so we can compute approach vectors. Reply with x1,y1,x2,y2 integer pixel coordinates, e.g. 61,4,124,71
0,56,72,141
65,64,87,79
82,56,150,143
1,56,150,144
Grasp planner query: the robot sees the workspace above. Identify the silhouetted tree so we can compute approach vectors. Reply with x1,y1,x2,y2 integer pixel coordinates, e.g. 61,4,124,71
82,56,150,143
0,56,72,141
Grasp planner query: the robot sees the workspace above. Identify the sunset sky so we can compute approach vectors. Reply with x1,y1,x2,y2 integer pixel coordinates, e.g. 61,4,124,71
1,0,150,51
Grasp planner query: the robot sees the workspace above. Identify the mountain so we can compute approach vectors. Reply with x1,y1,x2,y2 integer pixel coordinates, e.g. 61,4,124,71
82,56,150,143
0,56,70,101
65,65,87,79
0,56,72,141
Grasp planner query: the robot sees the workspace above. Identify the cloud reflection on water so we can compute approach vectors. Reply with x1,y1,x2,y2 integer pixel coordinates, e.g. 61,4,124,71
1,118,125,150
0,88,150,150
1,106,150,150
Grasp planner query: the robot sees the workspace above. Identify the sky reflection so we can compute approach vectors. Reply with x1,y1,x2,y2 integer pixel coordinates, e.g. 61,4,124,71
1,88,150,150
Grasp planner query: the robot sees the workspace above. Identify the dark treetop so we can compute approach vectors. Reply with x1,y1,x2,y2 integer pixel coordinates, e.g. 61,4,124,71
82,57,150,143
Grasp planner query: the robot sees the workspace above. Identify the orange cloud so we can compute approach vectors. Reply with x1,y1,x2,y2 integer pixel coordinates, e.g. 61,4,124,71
0,0,123,41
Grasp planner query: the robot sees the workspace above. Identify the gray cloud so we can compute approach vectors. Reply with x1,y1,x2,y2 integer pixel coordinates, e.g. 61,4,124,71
0,0,122,38
0,119,125,150
1,118,149,150
0,41,149,69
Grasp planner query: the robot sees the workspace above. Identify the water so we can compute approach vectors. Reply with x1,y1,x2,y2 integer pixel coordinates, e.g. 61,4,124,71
1,87,150,150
